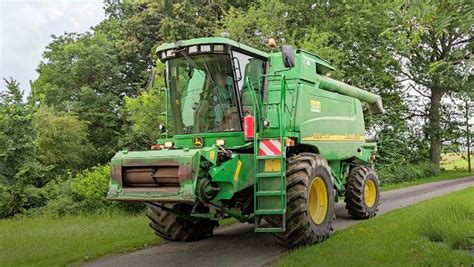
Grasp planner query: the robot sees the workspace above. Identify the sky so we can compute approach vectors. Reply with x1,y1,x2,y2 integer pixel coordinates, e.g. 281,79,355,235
0,0,105,95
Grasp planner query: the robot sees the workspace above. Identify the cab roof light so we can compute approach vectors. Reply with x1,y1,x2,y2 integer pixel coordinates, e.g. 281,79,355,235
189,45,198,53
213,44,224,52
200,45,211,52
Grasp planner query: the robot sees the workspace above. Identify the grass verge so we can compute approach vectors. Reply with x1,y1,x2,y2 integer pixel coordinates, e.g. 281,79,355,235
0,210,240,267
381,170,472,191
0,211,159,267
277,187,474,267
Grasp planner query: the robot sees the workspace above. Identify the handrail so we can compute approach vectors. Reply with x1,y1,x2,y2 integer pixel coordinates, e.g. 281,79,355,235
245,77,261,126
253,74,288,136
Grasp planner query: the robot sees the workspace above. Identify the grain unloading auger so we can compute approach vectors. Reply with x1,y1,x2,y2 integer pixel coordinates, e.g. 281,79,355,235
107,37,382,247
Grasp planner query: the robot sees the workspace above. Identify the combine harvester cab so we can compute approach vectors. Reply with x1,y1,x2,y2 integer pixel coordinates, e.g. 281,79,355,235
108,37,383,247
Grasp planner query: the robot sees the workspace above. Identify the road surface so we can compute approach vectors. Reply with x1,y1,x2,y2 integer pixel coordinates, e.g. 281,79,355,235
86,176,474,267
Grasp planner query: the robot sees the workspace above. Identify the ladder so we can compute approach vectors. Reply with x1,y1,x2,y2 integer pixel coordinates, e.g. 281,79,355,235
246,75,288,232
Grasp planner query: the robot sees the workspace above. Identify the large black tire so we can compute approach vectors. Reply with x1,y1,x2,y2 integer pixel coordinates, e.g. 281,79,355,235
271,153,335,248
344,165,381,219
146,204,217,241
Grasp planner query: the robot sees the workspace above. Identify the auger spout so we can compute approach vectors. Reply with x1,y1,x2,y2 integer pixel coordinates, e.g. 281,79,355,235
316,74,383,114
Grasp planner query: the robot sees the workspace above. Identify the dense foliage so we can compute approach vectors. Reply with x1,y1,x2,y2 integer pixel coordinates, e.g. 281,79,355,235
0,0,472,218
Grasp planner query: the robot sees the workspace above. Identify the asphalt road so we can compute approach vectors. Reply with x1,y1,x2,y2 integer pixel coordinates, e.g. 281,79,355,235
86,176,474,267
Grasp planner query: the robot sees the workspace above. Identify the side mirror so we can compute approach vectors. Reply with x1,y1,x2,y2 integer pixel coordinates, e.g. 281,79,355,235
281,45,295,68
159,123,166,133
232,57,242,81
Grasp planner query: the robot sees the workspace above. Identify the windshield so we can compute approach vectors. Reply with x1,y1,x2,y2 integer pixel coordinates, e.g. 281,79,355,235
166,54,241,134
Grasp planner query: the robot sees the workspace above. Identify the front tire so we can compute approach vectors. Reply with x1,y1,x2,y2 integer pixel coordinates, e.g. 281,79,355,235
146,204,217,241
271,153,335,248
344,165,381,219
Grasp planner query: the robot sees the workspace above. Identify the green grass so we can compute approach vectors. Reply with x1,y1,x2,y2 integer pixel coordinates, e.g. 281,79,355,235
278,187,474,267
381,170,473,191
0,211,160,267
0,210,241,267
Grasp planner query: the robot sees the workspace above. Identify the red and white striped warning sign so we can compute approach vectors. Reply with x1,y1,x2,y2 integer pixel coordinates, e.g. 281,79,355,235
258,139,282,156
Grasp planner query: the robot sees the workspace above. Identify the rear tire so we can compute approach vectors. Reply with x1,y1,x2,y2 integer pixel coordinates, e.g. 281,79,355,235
270,153,335,248
146,204,217,241
344,165,380,219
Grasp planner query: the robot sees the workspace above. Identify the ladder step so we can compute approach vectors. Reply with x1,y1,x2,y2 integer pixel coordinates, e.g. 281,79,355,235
255,227,285,233
255,209,285,215
256,172,282,178
255,191,285,196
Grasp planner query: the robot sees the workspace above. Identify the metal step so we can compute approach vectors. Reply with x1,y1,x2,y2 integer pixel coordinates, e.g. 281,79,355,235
255,227,285,233
255,191,285,196
256,172,282,178
255,209,285,215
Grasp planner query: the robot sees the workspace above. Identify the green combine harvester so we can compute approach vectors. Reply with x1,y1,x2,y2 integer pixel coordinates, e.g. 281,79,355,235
108,37,383,247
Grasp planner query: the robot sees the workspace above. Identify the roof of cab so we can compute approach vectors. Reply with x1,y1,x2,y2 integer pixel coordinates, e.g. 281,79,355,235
155,37,269,58
155,37,336,73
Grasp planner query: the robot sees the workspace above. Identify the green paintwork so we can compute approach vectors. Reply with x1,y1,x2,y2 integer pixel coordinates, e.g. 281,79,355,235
107,37,382,231
164,132,247,150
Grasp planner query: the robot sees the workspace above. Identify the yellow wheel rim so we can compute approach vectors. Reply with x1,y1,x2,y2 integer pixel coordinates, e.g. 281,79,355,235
308,177,328,225
364,180,377,208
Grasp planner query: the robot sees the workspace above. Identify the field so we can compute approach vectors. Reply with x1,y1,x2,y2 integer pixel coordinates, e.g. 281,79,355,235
277,187,474,266
441,153,473,170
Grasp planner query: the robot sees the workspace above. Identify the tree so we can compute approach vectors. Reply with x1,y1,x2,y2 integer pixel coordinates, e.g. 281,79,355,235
220,0,412,166
383,1,474,170
31,32,127,163
0,78,47,186
34,106,96,176
120,62,166,149
98,0,231,97
0,79,49,217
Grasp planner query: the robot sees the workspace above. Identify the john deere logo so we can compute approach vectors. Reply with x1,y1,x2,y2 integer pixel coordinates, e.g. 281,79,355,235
193,136,203,147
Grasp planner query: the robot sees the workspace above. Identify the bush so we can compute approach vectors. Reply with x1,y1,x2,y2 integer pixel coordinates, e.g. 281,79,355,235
377,162,439,185
0,184,48,218
67,164,143,215
2,164,144,218
71,164,111,210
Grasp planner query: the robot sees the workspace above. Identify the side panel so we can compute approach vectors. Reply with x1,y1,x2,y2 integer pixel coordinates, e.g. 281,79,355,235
295,84,367,161
209,153,254,202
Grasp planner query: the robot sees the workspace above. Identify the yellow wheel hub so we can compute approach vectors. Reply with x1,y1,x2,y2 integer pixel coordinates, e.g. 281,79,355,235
308,177,328,225
364,180,377,208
